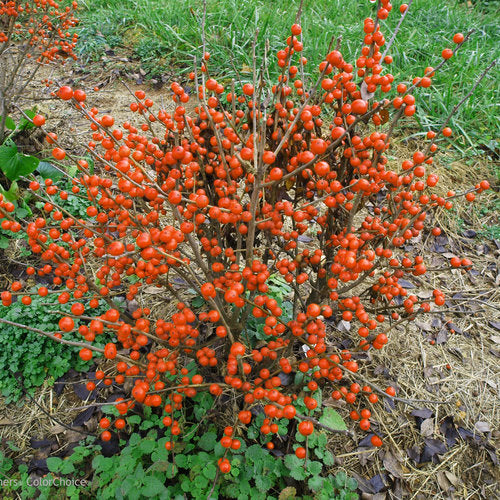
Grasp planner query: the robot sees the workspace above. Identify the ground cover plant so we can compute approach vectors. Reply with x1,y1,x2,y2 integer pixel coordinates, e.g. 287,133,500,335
0,292,110,403
0,0,498,497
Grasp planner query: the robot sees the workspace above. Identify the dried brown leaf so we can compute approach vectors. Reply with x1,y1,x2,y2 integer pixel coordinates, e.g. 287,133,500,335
382,450,404,478
421,418,435,437
50,424,66,435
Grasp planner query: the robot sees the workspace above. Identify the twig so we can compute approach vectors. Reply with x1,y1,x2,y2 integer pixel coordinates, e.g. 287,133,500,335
0,317,140,367
381,0,414,60
425,59,497,154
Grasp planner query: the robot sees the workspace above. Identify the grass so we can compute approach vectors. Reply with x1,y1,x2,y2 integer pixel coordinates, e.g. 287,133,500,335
75,0,499,152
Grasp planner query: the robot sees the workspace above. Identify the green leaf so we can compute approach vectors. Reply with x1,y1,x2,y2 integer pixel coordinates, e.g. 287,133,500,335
319,408,347,431
19,109,36,131
191,296,205,308
255,474,273,492
102,404,120,417
0,141,39,181
247,426,258,440
119,477,137,497
141,476,166,498
140,419,156,430
294,372,304,385
335,470,347,487
322,451,334,466
0,237,9,249
128,433,141,447
284,454,301,470
175,454,188,468
59,460,75,474
346,477,358,491
46,457,63,472
198,431,217,451
308,475,324,492
246,444,265,462
0,180,19,202
288,466,306,481
284,454,306,480
36,161,64,181
86,155,95,174
5,116,16,131
306,460,322,476
15,207,28,218
202,463,216,480
194,473,209,489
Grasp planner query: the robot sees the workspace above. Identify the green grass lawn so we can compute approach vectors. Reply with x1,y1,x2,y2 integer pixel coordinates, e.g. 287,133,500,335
76,0,499,152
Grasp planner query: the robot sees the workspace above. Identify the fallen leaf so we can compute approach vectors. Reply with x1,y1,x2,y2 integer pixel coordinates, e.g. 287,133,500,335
374,364,390,377
28,459,49,474
379,108,390,125
369,474,387,493
65,430,84,443
411,408,434,419
462,229,476,238
474,421,491,433
433,244,447,253
489,348,500,358
358,434,375,448
297,235,312,243
353,474,375,494
431,316,443,328
447,347,464,361
50,424,66,435
278,372,292,386
485,379,498,392
30,439,56,449
398,279,415,289
417,289,433,300
444,471,462,487
436,328,448,344
143,285,164,295
337,320,351,332
486,448,498,465
421,438,447,463
436,471,451,493
447,322,463,334
382,450,404,478
489,321,500,331
407,446,420,464
440,416,460,447
361,81,375,101
415,320,432,332
457,427,476,440
72,406,95,426
73,382,96,401
420,418,434,437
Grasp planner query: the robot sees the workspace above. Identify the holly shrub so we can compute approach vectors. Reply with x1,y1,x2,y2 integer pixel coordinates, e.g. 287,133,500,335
0,0,494,493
